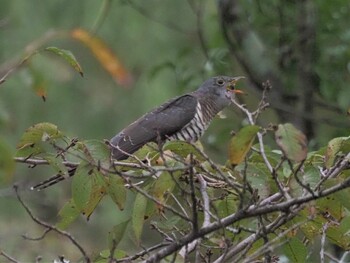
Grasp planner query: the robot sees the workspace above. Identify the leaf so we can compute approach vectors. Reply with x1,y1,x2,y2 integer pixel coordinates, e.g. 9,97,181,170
71,163,93,212
0,138,15,184
325,136,350,168
283,237,307,262
244,163,276,199
30,68,47,101
45,46,84,77
275,123,308,162
162,140,205,161
99,249,127,260
82,178,106,220
78,140,111,169
215,195,237,218
16,122,63,157
106,175,126,211
132,193,147,244
132,142,159,161
56,199,80,230
108,220,129,251
44,154,69,175
152,172,175,207
228,125,260,165
71,28,132,86
326,225,350,250
153,216,182,231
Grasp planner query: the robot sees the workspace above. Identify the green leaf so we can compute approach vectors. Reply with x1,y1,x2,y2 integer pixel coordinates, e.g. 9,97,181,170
275,123,308,162
132,193,147,244
228,125,260,165
132,142,159,160
77,140,111,169
152,172,175,204
283,237,307,262
30,68,47,101
99,249,127,260
56,199,80,230
325,136,350,168
152,216,182,231
108,220,129,251
45,46,84,77
162,140,205,161
215,195,237,218
43,155,69,176
326,224,350,250
72,164,93,212
0,138,15,184
106,175,126,211
82,175,106,220
244,163,276,199
16,122,63,157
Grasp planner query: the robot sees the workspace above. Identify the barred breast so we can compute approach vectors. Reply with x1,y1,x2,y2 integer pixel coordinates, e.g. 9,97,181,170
168,102,212,142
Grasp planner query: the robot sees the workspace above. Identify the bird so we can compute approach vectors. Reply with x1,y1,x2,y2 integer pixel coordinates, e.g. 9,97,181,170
31,76,244,190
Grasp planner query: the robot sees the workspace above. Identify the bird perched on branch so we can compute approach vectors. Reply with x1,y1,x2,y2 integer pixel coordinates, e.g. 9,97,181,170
32,76,244,190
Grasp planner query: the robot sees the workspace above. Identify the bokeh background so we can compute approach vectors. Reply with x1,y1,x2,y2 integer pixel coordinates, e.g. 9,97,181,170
0,0,349,261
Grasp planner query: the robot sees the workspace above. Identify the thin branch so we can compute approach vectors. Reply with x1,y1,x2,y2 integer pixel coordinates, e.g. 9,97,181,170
126,179,191,222
320,222,329,263
146,167,350,262
118,242,168,262
14,185,91,263
0,30,67,85
22,228,52,241
0,251,20,263
91,0,112,34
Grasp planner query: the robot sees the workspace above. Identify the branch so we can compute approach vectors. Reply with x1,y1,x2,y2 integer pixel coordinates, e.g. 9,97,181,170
0,250,20,263
14,185,91,263
146,164,350,262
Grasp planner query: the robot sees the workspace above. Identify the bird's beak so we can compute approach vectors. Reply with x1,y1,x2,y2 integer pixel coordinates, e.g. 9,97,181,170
227,76,245,94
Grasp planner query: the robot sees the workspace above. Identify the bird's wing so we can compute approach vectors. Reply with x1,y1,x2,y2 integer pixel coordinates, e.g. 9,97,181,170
110,94,198,160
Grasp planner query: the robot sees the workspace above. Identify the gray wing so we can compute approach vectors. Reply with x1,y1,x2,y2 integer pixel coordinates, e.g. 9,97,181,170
110,94,198,160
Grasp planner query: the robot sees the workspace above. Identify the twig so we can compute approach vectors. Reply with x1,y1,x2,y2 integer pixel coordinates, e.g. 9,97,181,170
178,173,211,259
231,98,274,174
340,251,350,263
320,222,329,263
0,250,20,263
189,154,199,233
126,180,191,221
22,228,52,241
91,0,112,34
118,242,168,262
13,185,91,263
0,30,66,85
146,169,350,262
314,152,350,191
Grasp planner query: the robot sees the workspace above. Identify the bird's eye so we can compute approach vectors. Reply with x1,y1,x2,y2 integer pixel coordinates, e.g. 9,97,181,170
217,79,224,85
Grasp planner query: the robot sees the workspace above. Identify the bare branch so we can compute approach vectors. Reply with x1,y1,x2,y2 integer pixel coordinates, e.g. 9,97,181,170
0,250,20,263
13,185,91,263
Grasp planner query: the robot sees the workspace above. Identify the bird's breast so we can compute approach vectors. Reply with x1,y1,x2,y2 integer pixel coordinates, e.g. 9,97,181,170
168,102,209,142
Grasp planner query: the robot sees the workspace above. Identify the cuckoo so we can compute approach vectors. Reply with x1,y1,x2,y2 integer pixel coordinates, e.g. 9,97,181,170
32,76,244,190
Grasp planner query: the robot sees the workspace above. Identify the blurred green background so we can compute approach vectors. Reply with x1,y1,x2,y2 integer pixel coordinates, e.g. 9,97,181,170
0,0,349,261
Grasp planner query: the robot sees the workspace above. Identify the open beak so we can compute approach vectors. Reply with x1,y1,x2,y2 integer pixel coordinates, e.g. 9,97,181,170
228,76,245,94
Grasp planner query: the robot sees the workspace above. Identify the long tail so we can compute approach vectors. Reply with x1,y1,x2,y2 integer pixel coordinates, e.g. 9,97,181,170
31,167,77,191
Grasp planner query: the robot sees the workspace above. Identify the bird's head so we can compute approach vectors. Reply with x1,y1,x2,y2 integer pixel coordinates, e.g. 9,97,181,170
197,76,245,108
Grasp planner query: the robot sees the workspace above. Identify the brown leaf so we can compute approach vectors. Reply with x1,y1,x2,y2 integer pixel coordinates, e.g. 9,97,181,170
275,123,308,162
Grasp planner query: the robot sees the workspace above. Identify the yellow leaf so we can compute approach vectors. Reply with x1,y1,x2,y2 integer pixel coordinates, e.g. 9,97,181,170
71,28,132,87
228,125,260,165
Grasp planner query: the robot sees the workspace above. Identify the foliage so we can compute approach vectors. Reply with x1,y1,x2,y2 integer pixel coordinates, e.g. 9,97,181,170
10,90,350,262
0,0,349,262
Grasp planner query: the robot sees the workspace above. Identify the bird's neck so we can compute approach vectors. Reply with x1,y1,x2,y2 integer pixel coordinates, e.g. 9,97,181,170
195,94,223,124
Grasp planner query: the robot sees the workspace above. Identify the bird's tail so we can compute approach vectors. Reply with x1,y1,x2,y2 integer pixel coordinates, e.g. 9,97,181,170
31,167,77,191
